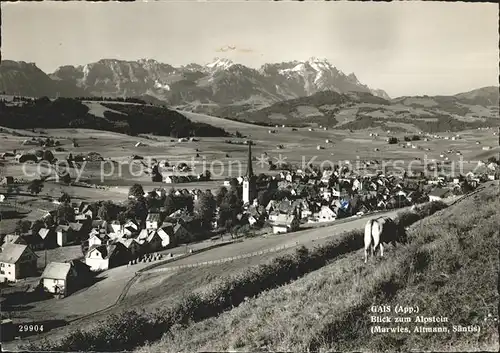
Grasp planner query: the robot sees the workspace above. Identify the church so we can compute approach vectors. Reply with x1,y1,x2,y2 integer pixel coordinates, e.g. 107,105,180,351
242,142,257,205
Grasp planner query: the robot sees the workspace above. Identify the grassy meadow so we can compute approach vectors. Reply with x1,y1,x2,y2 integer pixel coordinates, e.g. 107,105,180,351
136,185,499,352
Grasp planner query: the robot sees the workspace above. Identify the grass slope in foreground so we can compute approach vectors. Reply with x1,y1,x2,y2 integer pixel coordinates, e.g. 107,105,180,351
140,186,499,352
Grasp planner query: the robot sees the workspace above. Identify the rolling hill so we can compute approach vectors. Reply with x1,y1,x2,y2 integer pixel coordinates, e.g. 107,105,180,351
227,88,499,133
0,97,230,138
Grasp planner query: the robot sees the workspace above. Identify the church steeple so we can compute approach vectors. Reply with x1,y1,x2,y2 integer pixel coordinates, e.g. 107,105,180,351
245,142,254,178
243,141,256,205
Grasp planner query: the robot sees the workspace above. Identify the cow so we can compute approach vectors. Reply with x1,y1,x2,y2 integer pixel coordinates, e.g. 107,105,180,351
364,216,402,263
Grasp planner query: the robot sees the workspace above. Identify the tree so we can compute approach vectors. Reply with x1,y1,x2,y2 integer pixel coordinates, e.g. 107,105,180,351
31,219,45,236
15,220,31,234
229,178,239,188
195,191,216,229
487,156,498,165
164,192,178,216
117,211,128,224
41,150,55,162
388,137,398,145
28,179,44,195
216,186,228,207
61,173,72,185
257,189,271,206
128,184,145,199
98,204,111,221
56,203,75,223
145,192,159,209
218,188,243,228
126,198,148,225
58,192,71,204
81,241,89,256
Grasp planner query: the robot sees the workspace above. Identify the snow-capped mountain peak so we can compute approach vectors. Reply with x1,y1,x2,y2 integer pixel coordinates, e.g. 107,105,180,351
206,57,235,70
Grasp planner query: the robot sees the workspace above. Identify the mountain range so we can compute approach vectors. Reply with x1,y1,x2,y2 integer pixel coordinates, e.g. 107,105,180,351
0,57,390,112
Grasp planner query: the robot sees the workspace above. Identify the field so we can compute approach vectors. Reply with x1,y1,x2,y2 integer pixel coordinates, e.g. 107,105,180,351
1,107,498,195
137,184,499,353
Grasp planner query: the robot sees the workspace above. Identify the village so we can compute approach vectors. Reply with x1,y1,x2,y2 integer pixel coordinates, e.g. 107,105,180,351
1,134,499,303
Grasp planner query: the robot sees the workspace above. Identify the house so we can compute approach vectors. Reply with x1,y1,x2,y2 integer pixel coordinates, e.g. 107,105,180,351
315,206,336,222
55,225,71,247
88,233,111,248
356,204,369,215
146,212,164,230
40,260,92,297
21,139,39,146
85,243,130,271
32,228,57,249
272,214,300,234
223,178,232,187
137,229,153,246
163,175,175,184
156,227,173,248
0,244,38,282
123,220,139,236
146,232,164,252
2,234,27,247
16,153,38,163
116,238,142,259
1,176,14,185
428,188,451,202
322,188,333,201
246,205,266,227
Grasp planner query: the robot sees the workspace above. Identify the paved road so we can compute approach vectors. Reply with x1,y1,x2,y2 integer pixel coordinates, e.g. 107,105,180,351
145,194,468,273
146,207,413,271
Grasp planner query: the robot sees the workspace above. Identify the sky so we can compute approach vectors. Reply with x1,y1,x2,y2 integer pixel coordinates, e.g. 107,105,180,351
2,1,498,98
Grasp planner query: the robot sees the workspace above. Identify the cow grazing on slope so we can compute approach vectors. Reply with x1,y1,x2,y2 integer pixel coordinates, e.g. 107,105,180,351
364,216,403,263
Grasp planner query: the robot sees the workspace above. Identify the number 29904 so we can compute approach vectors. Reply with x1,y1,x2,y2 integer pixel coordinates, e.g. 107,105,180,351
18,324,44,333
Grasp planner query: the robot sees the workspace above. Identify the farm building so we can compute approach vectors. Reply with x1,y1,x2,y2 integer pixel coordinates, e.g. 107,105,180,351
21,139,39,146
85,243,130,271
40,260,92,298
1,176,14,185
0,244,38,282
15,153,37,163
116,238,142,259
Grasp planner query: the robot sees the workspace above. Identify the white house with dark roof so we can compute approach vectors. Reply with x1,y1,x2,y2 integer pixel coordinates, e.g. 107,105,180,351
88,233,111,248
428,188,452,202
272,214,300,234
315,206,337,223
85,243,130,271
55,225,71,247
0,244,38,282
40,260,91,297
146,212,163,230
